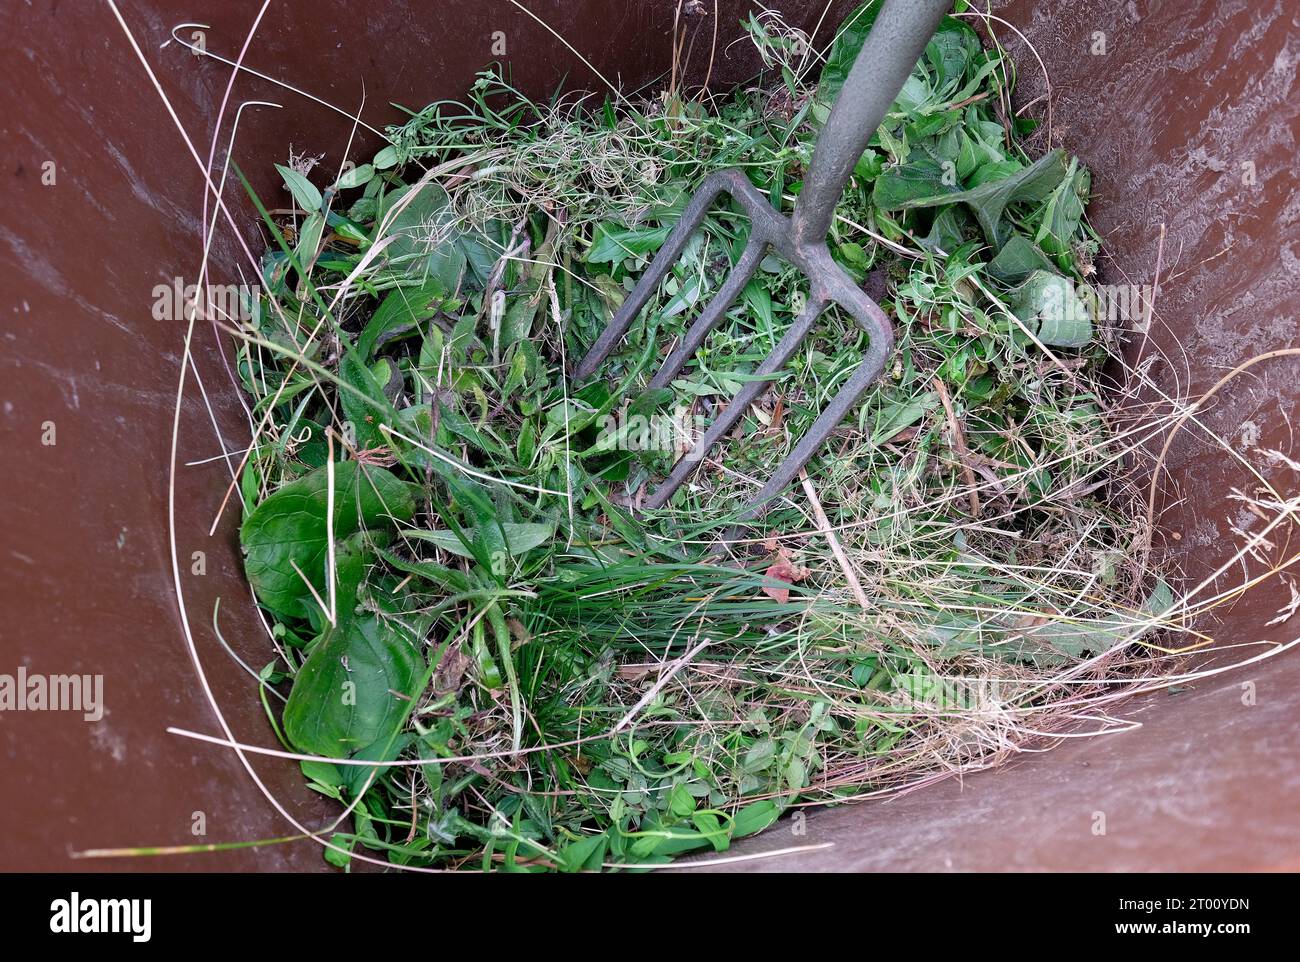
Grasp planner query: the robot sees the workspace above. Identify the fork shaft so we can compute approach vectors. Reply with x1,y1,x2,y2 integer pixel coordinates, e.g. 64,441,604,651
791,0,952,245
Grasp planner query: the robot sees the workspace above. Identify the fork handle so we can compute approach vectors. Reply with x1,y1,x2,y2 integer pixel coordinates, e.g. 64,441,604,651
792,0,952,245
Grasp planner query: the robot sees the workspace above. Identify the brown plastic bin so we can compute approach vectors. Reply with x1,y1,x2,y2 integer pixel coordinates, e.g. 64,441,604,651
1,0,1297,872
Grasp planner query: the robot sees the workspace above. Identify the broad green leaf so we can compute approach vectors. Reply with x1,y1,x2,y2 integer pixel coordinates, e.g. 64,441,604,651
357,279,445,358
555,832,609,873
1035,157,1090,264
336,163,374,190
240,461,415,619
871,155,960,210
668,782,697,818
630,387,675,416
878,149,1070,249
283,612,423,758
813,2,883,121
340,350,398,450
585,223,672,265
731,799,782,838
516,418,537,467
275,163,322,212
1012,581,1176,668
377,183,468,290
292,211,326,273
691,811,728,852
986,235,1055,284
917,205,971,253
434,400,508,458
323,833,353,867
1009,270,1093,347
742,279,774,331
924,19,982,93
871,391,938,444
742,737,777,774
502,349,529,402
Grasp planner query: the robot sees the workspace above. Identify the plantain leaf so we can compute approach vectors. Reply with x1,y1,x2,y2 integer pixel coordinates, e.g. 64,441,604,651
283,612,423,758
402,521,555,561
240,461,416,619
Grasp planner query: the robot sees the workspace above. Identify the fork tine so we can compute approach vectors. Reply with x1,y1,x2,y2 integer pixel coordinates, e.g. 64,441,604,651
574,172,736,379
736,344,891,521
647,238,766,390
644,296,829,509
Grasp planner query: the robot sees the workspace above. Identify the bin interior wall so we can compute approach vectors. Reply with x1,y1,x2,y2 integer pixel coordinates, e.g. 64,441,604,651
1,0,1296,871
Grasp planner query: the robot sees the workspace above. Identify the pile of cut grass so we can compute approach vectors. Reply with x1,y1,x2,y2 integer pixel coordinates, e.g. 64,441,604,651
228,3,1186,871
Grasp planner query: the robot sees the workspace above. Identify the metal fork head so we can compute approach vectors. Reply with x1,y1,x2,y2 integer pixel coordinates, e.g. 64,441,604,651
574,167,894,522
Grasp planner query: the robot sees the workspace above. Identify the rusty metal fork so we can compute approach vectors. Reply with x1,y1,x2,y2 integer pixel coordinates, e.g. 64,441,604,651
575,0,951,521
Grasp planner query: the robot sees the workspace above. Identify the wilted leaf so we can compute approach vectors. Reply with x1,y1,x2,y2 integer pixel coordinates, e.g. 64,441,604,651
1009,269,1093,347
762,549,809,603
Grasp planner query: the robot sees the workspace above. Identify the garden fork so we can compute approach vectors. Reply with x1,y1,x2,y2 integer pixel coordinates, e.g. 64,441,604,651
575,0,951,521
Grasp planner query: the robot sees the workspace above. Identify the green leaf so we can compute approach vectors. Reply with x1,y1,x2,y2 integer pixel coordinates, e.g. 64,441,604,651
813,2,882,121
986,235,1055,284
878,149,1070,249
293,212,326,273
918,205,971,253
357,279,445,359
434,400,507,458
283,612,423,758
924,19,982,93
668,782,697,818
742,279,774,331
967,158,1024,187
275,164,322,212
323,833,353,867
502,349,529,401
516,418,537,467
585,223,672,265
871,391,938,444
629,387,674,417
1011,581,1175,668
691,811,728,852
1008,270,1093,347
240,461,415,619
402,522,555,560
1034,157,1089,264
556,832,608,872
731,800,782,838
742,737,777,774
340,350,398,450
377,183,468,290
871,155,960,210
336,163,374,191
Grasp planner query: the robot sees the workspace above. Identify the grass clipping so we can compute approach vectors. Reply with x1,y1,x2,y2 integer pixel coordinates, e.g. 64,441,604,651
231,7,1186,871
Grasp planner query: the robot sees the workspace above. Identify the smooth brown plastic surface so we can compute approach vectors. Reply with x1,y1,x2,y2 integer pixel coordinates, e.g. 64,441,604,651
1,0,1297,872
